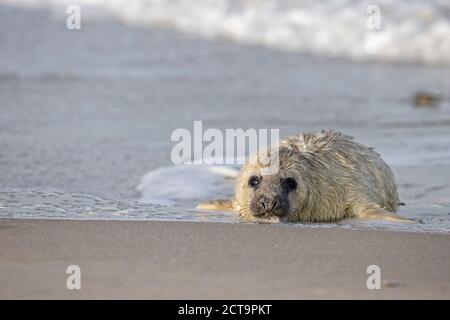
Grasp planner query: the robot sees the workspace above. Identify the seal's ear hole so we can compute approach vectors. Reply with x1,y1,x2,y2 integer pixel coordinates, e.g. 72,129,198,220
248,175,260,188
284,177,297,192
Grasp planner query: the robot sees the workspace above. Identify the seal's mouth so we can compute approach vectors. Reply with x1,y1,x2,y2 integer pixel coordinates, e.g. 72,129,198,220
252,214,281,224
252,210,286,218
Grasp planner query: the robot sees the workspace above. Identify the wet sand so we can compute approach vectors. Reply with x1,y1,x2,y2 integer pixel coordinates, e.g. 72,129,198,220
1,218,449,299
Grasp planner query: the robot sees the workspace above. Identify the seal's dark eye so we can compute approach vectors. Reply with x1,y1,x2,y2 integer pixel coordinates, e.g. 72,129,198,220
285,178,297,191
248,176,260,188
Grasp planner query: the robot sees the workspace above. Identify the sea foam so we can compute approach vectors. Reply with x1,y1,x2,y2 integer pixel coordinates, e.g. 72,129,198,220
3,0,450,66
136,164,239,206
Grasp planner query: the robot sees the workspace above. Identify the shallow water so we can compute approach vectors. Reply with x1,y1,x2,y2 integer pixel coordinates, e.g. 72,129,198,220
0,5,449,233
2,188,450,234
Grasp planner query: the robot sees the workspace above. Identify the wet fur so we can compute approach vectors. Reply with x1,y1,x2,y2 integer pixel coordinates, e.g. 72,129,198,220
198,130,415,223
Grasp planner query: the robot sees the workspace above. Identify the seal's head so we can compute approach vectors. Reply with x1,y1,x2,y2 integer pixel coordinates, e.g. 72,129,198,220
234,146,308,222
247,174,295,218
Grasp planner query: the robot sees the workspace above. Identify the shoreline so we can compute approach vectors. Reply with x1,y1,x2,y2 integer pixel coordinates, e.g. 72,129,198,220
1,218,449,299
0,215,448,235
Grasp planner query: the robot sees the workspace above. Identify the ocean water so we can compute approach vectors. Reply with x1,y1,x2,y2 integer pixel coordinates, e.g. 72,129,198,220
3,0,450,66
0,2,449,233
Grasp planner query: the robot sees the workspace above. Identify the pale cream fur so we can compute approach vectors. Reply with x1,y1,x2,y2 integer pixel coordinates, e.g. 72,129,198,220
198,130,414,223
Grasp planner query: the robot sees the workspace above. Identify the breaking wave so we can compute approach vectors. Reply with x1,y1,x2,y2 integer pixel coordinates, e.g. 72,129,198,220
3,0,450,66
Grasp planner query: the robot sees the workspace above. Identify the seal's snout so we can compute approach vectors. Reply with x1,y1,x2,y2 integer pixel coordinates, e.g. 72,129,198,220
259,195,279,211
253,194,287,217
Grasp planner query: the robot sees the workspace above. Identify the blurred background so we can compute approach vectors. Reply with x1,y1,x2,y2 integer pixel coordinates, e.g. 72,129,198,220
0,0,449,230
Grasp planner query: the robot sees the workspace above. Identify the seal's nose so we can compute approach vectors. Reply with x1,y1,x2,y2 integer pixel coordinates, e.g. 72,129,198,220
258,195,282,214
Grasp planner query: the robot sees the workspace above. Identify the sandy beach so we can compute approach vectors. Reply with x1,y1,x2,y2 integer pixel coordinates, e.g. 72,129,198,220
0,218,449,299
1,2,450,299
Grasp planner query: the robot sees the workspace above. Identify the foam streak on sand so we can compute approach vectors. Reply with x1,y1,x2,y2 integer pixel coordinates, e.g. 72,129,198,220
3,0,450,66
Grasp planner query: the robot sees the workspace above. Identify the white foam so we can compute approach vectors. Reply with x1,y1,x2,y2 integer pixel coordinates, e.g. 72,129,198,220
3,0,450,66
136,164,239,206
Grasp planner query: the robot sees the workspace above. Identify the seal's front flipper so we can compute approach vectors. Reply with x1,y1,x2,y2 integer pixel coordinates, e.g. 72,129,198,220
197,199,235,211
357,203,419,223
